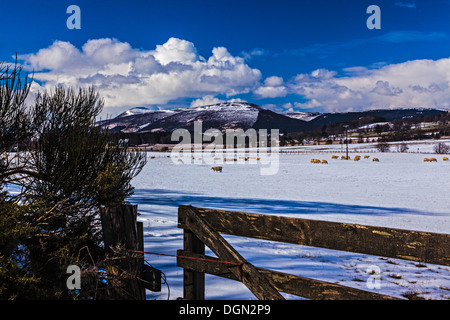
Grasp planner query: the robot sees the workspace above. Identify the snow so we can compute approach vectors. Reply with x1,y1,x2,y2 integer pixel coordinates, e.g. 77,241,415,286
130,140,450,300
190,102,259,112
119,107,153,117
285,112,321,122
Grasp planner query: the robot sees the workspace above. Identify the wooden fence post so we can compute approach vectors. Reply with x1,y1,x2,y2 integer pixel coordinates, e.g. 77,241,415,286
181,206,285,300
100,204,146,300
182,229,205,300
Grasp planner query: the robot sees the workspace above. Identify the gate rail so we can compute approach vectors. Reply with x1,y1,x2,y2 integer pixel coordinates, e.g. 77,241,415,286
177,205,450,300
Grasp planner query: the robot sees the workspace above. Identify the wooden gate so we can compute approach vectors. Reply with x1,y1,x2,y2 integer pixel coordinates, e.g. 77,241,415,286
177,205,450,300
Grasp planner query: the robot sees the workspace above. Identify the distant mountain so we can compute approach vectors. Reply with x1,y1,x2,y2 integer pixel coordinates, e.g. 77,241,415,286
99,103,447,135
99,107,184,133
307,108,445,128
100,102,311,133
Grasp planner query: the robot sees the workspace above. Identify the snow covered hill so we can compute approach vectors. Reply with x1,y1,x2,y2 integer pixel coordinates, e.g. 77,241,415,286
100,102,311,133
98,103,446,135
138,102,264,132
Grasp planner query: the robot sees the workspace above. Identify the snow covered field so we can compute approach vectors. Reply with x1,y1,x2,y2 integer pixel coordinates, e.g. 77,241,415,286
130,140,450,300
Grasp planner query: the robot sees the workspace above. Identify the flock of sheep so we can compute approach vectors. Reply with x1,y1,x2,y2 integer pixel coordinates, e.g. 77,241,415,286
153,152,450,173
311,154,379,164
308,154,450,165
424,157,449,162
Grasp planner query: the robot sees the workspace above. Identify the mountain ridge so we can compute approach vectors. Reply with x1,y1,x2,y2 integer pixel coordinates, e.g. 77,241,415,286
99,102,446,134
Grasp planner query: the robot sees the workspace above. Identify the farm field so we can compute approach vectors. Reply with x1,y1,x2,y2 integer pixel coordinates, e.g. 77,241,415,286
130,139,450,300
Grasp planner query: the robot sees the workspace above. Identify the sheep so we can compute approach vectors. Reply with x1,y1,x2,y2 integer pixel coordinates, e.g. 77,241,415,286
310,159,321,164
364,155,370,159
331,155,338,159
321,160,328,164
443,157,449,161
424,158,430,162
211,166,222,172
372,157,379,162
429,158,437,162
354,156,361,161
341,155,350,160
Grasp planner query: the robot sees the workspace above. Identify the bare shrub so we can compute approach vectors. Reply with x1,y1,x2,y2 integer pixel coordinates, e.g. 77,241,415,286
434,142,450,154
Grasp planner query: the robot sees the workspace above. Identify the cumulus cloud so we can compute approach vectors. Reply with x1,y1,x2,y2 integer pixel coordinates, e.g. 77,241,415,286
190,95,224,108
152,37,200,65
19,37,450,115
371,80,403,96
189,95,246,108
254,76,287,98
20,37,262,115
287,58,450,112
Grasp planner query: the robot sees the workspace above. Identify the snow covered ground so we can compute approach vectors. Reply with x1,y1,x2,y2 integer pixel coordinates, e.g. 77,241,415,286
130,139,450,300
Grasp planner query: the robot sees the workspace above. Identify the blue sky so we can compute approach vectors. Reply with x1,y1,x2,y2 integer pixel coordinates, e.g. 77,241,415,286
2,0,450,116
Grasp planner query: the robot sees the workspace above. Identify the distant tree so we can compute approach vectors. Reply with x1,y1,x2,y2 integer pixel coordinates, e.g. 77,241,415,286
396,142,409,153
434,142,450,154
375,124,383,136
376,139,390,152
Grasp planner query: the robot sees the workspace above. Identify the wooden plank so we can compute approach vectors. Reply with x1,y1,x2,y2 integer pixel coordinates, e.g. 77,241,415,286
178,205,450,266
177,250,402,300
183,206,285,300
100,204,146,300
183,228,205,300
136,221,146,299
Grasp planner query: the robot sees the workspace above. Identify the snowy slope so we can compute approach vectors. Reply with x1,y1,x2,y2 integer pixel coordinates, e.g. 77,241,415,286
285,111,322,122
116,107,154,118
138,102,262,132
98,102,311,133
99,108,183,133
130,140,450,300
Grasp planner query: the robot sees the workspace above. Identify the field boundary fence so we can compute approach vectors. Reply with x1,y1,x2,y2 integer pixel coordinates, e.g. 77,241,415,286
177,205,450,300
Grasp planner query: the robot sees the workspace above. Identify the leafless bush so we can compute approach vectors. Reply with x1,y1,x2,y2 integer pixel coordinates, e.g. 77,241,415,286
376,140,390,152
434,142,450,154
396,142,409,153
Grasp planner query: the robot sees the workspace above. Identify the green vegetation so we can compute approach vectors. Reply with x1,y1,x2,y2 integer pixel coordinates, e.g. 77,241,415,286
0,60,146,299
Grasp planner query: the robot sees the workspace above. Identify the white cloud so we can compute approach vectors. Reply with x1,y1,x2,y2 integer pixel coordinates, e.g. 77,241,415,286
22,40,82,70
288,58,450,112
254,86,287,98
190,95,224,108
20,37,262,115
264,76,284,87
19,37,450,115
254,76,287,98
152,37,200,66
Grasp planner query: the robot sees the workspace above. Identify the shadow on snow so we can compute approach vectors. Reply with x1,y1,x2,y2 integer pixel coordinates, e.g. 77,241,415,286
130,188,443,218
